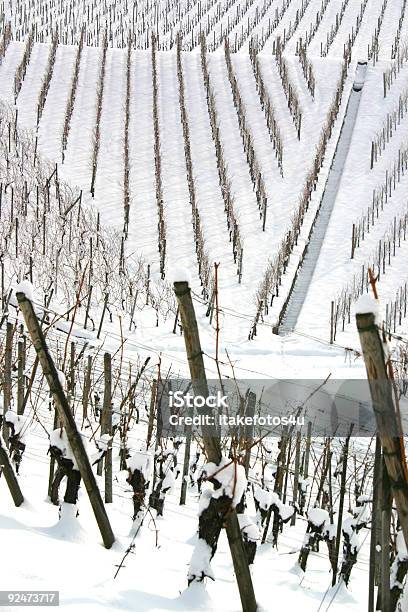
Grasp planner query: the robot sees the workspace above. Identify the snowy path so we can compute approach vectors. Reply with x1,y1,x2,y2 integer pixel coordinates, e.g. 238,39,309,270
280,63,367,334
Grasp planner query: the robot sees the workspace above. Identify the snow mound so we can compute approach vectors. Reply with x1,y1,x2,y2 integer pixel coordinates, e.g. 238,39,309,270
308,507,329,527
201,456,247,508
127,450,152,480
355,294,379,319
15,279,35,302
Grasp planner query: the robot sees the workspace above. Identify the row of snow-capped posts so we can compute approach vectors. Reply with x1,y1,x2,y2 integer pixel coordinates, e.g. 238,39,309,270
383,43,408,97
367,0,388,65
384,281,408,334
351,207,408,265
248,38,284,174
280,0,313,52
275,36,302,139
123,38,131,238
0,21,11,65
297,37,316,98
247,0,293,54
336,0,369,61
151,33,167,279
163,0,232,52
224,38,269,228
370,88,408,168
223,0,277,53
391,0,407,59
199,35,244,282
332,269,408,340
14,26,35,103
4,0,277,52
61,27,85,162
320,0,350,56
90,31,108,198
251,50,351,338
196,0,266,53
352,147,408,248
37,29,58,128
294,0,331,49
200,0,251,52
176,34,214,299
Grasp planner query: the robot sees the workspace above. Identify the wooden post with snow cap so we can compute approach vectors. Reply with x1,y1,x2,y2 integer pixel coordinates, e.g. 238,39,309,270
16,289,115,549
173,280,257,612
356,296,408,552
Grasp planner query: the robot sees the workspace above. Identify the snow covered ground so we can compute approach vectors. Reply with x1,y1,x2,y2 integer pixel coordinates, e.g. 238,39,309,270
1,414,373,612
1,0,408,610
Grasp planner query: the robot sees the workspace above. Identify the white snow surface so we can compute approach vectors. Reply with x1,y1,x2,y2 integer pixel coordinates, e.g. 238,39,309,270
15,279,36,302
308,507,329,528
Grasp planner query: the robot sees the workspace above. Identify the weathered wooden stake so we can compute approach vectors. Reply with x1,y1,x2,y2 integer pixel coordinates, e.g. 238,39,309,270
332,425,353,585
102,352,113,504
16,291,115,549
356,310,408,550
174,281,257,612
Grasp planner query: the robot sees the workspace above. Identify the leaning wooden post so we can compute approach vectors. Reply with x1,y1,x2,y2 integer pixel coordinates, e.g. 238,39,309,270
356,309,408,549
173,281,257,612
0,436,24,506
16,291,115,549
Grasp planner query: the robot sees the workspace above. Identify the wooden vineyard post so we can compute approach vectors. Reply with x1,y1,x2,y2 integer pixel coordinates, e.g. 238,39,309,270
146,379,157,449
16,291,115,549
330,300,335,344
332,424,353,585
173,281,257,612
17,332,26,415
378,455,392,612
102,352,113,504
291,431,301,526
243,391,256,477
356,310,408,550
2,321,14,442
0,436,24,506
304,421,312,479
82,355,92,423
179,404,192,506
368,436,381,612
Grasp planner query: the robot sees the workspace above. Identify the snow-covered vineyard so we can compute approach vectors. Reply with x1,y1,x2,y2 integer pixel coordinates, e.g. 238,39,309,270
1,0,408,610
